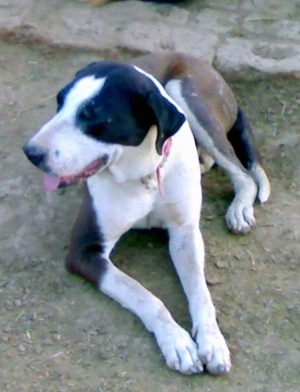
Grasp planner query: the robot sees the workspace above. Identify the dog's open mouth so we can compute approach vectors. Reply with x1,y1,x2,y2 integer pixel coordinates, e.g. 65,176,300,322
43,156,108,191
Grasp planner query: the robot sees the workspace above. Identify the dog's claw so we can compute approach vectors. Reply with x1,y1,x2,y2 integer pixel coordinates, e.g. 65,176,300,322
217,364,226,372
207,361,231,375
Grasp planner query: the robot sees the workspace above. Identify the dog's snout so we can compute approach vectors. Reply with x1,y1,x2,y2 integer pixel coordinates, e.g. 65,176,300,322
23,144,46,167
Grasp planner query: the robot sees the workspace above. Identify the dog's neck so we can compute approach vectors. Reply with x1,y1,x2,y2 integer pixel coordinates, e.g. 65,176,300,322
141,140,172,196
108,125,167,184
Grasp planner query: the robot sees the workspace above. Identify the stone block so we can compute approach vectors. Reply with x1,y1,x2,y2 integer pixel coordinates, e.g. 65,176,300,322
215,38,300,80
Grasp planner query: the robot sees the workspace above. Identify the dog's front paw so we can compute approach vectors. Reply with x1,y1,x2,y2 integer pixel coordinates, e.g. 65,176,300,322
193,324,231,375
225,201,255,234
156,324,203,375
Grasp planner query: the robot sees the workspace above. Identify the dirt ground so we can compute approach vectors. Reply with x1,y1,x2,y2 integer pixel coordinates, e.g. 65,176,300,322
0,31,299,392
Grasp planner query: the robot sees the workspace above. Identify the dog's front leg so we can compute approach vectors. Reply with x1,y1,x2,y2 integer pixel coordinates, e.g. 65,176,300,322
66,187,203,374
168,225,231,374
99,259,204,374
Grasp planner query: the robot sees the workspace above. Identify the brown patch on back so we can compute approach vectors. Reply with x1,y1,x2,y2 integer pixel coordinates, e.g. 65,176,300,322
131,53,237,133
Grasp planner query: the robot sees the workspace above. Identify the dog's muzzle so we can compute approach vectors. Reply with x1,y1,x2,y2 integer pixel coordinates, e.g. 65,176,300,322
23,142,109,191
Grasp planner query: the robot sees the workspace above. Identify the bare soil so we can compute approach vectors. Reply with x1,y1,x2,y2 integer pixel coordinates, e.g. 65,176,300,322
0,40,299,392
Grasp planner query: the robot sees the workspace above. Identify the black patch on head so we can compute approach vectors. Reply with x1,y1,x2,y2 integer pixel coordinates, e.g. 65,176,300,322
146,88,185,154
58,61,185,154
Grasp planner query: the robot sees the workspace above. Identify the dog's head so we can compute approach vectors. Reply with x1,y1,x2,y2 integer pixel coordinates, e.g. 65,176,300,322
23,61,185,191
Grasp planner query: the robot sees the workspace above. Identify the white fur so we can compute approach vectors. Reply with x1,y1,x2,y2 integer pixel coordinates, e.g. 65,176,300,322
88,118,231,374
249,163,271,203
99,259,203,374
62,76,106,119
108,125,162,183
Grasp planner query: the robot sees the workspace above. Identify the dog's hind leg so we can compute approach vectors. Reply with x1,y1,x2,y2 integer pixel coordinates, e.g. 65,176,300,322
227,107,270,203
166,79,259,234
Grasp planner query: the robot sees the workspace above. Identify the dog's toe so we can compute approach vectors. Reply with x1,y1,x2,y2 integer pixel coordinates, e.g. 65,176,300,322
157,324,203,374
226,202,255,234
194,325,231,375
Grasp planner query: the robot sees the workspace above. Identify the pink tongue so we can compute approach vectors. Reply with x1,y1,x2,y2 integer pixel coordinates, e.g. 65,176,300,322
43,173,61,191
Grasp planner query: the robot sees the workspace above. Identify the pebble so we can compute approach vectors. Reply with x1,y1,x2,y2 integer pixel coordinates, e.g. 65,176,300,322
97,348,111,361
215,260,230,269
14,299,22,307
18,344,26,352
206,277,222,286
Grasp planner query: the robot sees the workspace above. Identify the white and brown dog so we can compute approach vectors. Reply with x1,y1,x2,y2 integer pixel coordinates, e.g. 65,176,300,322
23,52,270,375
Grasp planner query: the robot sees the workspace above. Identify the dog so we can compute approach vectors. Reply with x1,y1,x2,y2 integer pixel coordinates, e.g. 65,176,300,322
23,52,270,375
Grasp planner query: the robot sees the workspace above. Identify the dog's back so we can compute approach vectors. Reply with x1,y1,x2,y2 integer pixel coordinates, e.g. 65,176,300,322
133,53,270,233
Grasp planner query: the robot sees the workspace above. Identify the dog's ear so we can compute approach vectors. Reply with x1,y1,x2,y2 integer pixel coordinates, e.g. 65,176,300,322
147,91,186,155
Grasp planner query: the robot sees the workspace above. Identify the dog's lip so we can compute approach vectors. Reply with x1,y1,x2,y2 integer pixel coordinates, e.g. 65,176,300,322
43,156,108,191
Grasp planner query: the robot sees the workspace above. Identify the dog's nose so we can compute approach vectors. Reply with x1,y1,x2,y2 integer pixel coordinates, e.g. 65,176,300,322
23,144,46,167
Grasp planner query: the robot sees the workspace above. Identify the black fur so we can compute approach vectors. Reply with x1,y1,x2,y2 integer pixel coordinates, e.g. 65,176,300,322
65,186,108,285
58,62,185,155
227,107,261,170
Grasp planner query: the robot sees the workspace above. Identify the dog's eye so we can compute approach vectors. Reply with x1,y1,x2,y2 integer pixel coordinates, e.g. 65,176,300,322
78,105,95,121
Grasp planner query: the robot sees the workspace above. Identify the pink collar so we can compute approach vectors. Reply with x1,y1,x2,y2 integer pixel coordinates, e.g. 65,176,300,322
156,138,172,198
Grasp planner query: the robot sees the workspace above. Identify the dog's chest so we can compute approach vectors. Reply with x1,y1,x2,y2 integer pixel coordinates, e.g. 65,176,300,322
141,172,159,193
87,171,162,237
